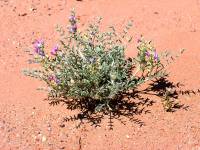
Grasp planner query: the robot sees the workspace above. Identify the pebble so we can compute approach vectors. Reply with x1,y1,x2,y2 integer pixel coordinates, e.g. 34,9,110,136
126,135,130,139
32,135,38,141
59,124,65,128
60,146,65,149
18,13,27,16
30,7,37,12
42,135,47,142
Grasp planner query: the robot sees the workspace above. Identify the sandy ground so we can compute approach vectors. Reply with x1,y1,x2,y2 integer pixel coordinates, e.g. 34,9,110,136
0,0,200,149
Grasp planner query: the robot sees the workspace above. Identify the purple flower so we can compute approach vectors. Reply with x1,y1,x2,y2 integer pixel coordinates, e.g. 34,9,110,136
69,24,77,33
33,39,45,56
38,50,45,56
154,51,159,61
69,15,76,23
34,40,44,51
68,13,77,34
145,51,150,57
48,75,54,81
51,45,59,55
55,78,61,84
48,75,60,84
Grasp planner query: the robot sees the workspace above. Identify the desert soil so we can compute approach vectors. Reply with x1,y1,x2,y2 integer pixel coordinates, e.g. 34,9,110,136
0,0,200,149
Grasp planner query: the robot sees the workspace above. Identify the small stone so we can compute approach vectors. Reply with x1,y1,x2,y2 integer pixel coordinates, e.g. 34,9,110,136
59,124,65,128
60,146,65,149
60,139,64,143
42,135,47,142
32,135,38,141
126,135,130,139
47,122,51,126
30,7,37,11
19,13,27,16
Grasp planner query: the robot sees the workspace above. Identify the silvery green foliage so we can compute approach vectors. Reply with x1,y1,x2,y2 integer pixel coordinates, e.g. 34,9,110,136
23,10,166,113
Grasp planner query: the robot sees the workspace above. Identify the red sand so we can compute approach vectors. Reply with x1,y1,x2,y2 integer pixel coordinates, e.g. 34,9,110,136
0,0,200,149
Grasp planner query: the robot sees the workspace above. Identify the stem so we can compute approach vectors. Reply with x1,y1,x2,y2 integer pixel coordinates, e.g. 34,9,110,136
106,100,112,111
133,65,140,76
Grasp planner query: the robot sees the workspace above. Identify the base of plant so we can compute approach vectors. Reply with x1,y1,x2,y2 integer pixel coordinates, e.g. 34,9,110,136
46,76,193,128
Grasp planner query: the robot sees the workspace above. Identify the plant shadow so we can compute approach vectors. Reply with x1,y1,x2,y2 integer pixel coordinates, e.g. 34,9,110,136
47,75,200,129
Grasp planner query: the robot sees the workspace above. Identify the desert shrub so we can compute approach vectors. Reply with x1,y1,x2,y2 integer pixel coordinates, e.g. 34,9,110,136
23,10,172,116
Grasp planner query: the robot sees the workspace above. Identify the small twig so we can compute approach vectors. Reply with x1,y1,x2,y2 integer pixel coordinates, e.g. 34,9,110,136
78,136,82,150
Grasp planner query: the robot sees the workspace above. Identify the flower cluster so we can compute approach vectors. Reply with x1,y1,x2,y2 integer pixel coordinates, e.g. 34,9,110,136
154,51,159,61
145,50,159,62
51,45,59,55
137,38,160,62
48,75,60,84
68,11,77,33
33,39,59,57
34,40,45,56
